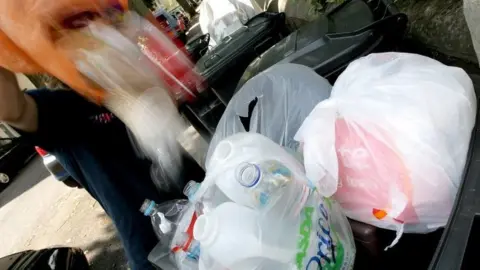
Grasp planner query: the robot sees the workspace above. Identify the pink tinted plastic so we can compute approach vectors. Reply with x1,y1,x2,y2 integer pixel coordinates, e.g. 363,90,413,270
334,119,418,224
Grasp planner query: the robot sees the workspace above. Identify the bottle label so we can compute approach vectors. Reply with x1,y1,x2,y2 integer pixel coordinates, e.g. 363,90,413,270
251,161,292,208
295,194,355,270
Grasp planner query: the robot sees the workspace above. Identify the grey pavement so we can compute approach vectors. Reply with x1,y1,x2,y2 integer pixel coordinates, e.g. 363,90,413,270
0,157,128,269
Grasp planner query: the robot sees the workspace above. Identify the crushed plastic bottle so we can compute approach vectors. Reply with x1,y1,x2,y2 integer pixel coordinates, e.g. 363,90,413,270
184,181,202,201
140,199,201,269
140,199,180,240
184,180,230,216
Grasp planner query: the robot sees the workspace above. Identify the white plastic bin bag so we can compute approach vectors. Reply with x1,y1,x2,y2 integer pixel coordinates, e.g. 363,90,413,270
206,63,332,167
192,132,355,270
295,53,477,244
199,0,262,46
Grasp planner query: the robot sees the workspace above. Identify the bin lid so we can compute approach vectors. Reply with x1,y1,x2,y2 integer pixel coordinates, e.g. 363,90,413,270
236,0,375,89
195,14,274,81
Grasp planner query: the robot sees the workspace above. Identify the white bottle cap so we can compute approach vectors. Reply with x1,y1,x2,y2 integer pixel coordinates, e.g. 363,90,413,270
212,141,233,161
158,212,172,234
183,180,200,200
193,214,218,247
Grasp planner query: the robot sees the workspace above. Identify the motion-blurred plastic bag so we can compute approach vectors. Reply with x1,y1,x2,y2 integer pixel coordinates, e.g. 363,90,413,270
0,0,198,102
62,12,192,192
0,0,123,100
190,133,355,270
295,53,477,242
206,63,332,166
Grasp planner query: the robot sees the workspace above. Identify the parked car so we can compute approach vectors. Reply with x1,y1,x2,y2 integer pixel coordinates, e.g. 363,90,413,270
35,146,81,188
0,137,36,188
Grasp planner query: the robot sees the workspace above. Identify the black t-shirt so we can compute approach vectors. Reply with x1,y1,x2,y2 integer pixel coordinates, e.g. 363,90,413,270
23,89,169,216
20,89,206,270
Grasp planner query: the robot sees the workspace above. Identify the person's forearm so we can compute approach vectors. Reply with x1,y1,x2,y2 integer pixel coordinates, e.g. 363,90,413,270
0,67,38,132
0,67,24,121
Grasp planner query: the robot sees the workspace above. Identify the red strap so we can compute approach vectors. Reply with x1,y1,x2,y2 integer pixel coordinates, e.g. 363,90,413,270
171,212,198,253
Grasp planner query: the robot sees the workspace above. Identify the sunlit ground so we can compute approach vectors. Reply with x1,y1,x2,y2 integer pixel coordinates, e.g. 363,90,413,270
0,157,128,269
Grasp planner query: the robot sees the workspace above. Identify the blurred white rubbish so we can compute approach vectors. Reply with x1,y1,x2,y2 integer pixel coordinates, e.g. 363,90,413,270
62,12,190,192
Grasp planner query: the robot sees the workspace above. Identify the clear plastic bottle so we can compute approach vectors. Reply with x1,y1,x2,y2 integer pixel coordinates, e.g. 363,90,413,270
140,199,201,269
184,181,201,201
184,180,206,217
140,199,186,241
184,180,230,215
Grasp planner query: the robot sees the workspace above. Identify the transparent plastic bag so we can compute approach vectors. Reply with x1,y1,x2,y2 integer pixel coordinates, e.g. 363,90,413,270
206,63,332,167
199,0,262,46
62,13,191,193
295,194,356,270
142,199,201,270
295,53,477,243
191,133,355,270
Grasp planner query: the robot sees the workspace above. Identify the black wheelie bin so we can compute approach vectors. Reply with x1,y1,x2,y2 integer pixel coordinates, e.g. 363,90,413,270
428,74,480,270
180,12,288,140
236,0,408,91
185,0,408,140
